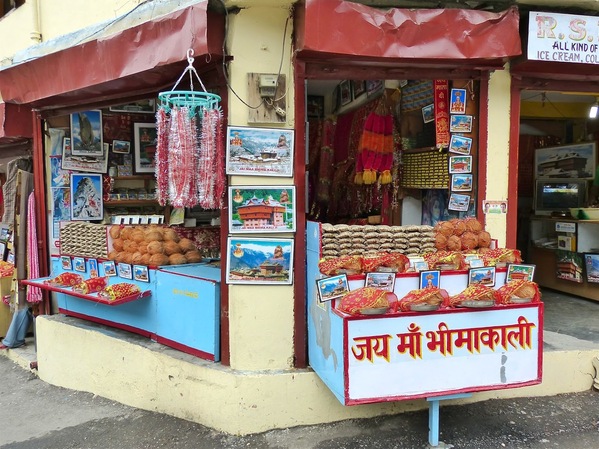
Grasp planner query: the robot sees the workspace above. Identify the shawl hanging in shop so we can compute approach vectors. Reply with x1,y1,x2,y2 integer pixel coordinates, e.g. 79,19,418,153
26,191,42,304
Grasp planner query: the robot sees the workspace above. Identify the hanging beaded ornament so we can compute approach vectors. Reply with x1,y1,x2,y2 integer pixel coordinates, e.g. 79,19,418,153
156,49,225,209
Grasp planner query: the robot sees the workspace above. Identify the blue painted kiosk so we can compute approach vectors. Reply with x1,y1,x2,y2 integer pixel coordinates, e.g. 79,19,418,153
24,255,221,361
306,221,543,447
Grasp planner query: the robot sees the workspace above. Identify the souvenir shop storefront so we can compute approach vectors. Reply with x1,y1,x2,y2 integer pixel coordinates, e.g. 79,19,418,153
0,0,558,438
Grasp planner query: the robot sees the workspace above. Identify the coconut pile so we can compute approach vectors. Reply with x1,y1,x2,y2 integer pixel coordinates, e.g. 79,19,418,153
108,224,202,266
434,218,491,251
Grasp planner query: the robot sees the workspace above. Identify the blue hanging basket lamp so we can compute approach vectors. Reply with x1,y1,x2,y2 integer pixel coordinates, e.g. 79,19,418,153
157,49,221,114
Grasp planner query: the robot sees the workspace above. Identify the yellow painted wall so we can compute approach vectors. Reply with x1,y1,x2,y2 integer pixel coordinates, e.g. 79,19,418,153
225,3,296,371
484,68,512,247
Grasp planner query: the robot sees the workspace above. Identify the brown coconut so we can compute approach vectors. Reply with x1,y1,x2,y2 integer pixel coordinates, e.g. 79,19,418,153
446,235,462,252
120,226,133,241
144,230,164,242
478,231,492,248
185,250,202,263
178,238,197,252
436,221,454,237
131,252,144,265
452,219,466,236
109,226,121,239
464,217,483,233
123,240,138,253
460,231,479,250
140,253,151,266
137,242,148,254
147,241,164,255
115,252,127,263
107,250,119,261
163,228,180,242
149,253,170,266
163,240,182,256
168,253,187,265
131,230,145,243
112,238,124,252
434,233,447,250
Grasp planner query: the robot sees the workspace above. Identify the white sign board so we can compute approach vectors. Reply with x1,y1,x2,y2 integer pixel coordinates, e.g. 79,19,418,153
346,306,541,402
528,11,599,64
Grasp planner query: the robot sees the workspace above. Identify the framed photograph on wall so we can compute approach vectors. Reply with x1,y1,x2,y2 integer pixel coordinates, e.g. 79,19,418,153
0,242,6,261
450,88,467,114
228,186,296,233
62,136,109,174
226,237,293,285
449,115,473,133
133,265,150,282
133,123,157,174
73,256,86,273
339,80,352,106
117,263,133,280
584,254,599,283
70,110,103,157
451,174,473,192
448,135,473,155
225,126,294,177
366,80,383,97
448,193,471,212
534,142,596,179
316,274,350,302
422,104,434,123
306,96,325,119
448,155,472,174
70,173,103,221
61,256,73,270
419,270,440,289
112,139,131,154
352,80,366,98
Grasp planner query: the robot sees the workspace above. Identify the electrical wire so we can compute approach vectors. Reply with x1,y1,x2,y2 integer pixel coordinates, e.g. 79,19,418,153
218,0,290,110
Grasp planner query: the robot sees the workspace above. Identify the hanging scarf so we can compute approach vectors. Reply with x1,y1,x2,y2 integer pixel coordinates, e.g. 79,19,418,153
27,192,42,304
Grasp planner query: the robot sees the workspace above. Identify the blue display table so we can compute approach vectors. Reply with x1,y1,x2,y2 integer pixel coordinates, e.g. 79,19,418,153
25,256,220,361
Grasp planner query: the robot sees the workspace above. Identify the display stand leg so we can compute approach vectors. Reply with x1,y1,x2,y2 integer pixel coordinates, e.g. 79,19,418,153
426,393,472,448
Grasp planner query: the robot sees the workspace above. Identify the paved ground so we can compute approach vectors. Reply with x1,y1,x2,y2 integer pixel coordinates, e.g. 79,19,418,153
2,355,599,449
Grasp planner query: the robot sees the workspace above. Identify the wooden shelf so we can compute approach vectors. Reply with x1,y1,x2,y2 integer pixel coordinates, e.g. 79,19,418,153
21,278,151,306
104,199,160,207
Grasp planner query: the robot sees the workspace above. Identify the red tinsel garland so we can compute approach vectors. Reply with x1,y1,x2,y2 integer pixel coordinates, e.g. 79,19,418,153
155,108,171,206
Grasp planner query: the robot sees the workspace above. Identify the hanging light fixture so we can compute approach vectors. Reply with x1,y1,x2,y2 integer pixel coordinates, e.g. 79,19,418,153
590,97,599,119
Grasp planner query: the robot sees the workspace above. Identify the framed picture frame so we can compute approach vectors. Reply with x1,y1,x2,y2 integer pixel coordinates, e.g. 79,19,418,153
506,263,536,282
109,99,156,114
133,123,157,174
450,88,467,114
228,186,296,233
102,260,117,277
448,193,471,212
448,155,473,174
316,274,350,302
62,137,109,174
225,126,294,177
112,139,131,154
483,200,508,214
352,80,366,98
70,173,103,221
534,142,596,179
449,115,473,133
226,237,293,285
117,263,133,280
88,258,99,278
365,272,396,292
584,254,599,283
70,110,103,157
419,270,440,289
73,256,86,273
448,135,473,155
366,80,384,97
6,252,14,264
413,261,430,272
421,104,434,123
339,80,352,106
0,242,6,261
469,258,484,268
61,256,73,270
306,95,325,119
451,174,473,192
133,265,150,282
468,266,496,287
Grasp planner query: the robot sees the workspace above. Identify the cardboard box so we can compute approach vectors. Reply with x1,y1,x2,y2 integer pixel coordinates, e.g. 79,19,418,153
557,235,577,252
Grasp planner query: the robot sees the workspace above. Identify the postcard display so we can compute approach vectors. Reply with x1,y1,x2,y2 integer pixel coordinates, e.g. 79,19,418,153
306,221,542,408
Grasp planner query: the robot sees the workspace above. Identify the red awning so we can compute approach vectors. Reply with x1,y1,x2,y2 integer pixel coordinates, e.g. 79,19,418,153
0,1,224,112
0,102,32,142
295,0,521,78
